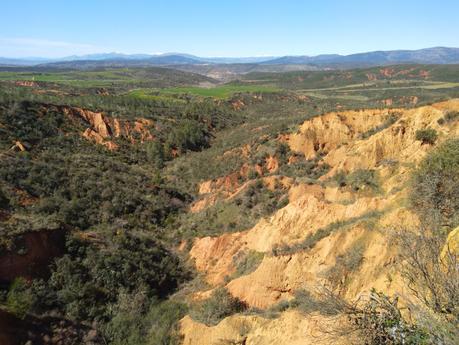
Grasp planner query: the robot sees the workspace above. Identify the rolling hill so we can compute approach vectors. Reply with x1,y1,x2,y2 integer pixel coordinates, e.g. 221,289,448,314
1,47,459,71
262,47,459,67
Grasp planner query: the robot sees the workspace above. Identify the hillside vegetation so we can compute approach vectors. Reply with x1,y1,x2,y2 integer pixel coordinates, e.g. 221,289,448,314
0,65,458,345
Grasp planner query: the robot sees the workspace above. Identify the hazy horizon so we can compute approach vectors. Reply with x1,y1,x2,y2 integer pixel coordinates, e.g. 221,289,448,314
3,46,459,61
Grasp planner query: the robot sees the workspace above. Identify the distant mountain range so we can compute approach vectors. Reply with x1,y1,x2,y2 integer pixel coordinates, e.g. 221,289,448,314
1,47,458,69
262,47,459,67
0,53,277,67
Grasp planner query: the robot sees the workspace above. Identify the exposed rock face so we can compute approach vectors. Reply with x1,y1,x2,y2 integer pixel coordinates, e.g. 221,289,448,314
442,226,459,259
191,173,292,213
9,141,27,152
382,98,393,106
288,108,401,159
15,81,37,87
378,67,429,79
181,99,459,344
265,155,279,173
60,105,155,150
181,310,350,345
82,128,119,150
190,146,285,213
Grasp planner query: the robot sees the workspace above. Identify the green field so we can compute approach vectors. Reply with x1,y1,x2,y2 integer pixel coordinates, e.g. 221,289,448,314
130,84,281,99
0,67,215,89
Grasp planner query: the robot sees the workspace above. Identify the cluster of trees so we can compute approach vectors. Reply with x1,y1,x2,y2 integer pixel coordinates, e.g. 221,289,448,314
0,97,232,343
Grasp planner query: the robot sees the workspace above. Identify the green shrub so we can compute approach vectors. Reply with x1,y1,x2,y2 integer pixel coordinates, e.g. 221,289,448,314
0,188,9,209
292,288,432,345
146,300,188,345
6,277,34,318
347,169,380,192
165,119,209,154
330,169,380,193
438,111,459,125
146,141,165,169
324,239,366,287
176,180,287,238
346,290,430,345
103,292,187,345
190,287,247,326
415,128,438,145
290,289,343,316
333,170,348,187
231,250,264,279
265,288,348,318
247,169,259,180
49,233,189,321
411,138,459,228
360,113,399,139
278,157,330,180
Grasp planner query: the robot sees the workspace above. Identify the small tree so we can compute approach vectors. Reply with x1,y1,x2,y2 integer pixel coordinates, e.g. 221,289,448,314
7,277,34,318
314,288,430,345
0,188,9,209
190,288,247,326
415,128,438,145
411,138,459,229
146,141,165,169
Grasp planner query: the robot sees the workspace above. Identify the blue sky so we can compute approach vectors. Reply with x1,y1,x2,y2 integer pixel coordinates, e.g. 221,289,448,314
1,0,459,58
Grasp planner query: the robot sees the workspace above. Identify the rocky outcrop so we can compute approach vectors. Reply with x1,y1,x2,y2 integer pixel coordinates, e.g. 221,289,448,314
191,173,292,213
288,108,402,159
181,310,350,345
9,141,27,152
322,100,459,177
181,99,459,344
15,81,37,87
82,128,118,150
59,105,156,150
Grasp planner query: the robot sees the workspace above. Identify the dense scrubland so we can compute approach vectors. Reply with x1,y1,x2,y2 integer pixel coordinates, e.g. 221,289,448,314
0,64,458,345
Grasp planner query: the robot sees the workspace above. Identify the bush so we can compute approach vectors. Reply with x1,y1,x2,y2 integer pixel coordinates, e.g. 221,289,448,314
397,229,458,328
415,128,438,145
103,293,187,345
165,119,209,154
49,232,189,321
308,288,431,345
333,170,347,187
6,277,34,318
278,157,330,180
329,169,380,193
324,239,366,287
145,300,188,345
346,290,430,345
0,149,187,230
0,188,9,209
176,180,288,238
346,169,380,192
190,287,247,326
231,250,264,278
360,113,399,139
146,141,165,169
290,289,343,316
438,111,459,125
411,138,459,229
